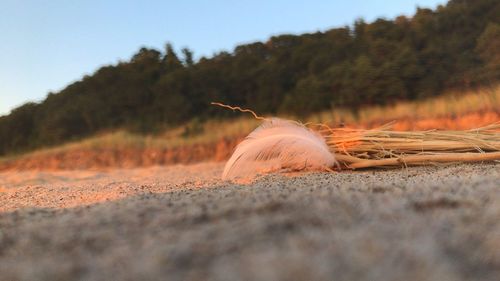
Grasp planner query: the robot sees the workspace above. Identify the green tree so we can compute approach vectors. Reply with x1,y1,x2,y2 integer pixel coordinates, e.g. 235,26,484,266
164,43,183,72
476,23,500,67
182,47,194,67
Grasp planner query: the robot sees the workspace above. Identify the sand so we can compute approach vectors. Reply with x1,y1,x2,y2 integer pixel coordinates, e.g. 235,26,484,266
0,162,499,281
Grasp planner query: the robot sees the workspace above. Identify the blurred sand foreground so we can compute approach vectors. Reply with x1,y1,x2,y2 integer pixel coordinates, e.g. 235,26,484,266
0,162,499,281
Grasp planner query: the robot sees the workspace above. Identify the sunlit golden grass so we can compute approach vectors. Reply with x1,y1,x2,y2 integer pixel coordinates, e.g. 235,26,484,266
0,117,261,163
1,84,498,166
307,85,500,126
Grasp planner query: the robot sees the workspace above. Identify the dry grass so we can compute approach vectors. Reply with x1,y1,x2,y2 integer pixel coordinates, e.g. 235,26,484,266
307,85,500,126
325,122,500,169
0,117,260,163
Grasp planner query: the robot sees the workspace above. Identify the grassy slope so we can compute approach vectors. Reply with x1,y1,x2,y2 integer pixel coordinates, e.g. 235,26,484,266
1,85,499,165
308,85,500,126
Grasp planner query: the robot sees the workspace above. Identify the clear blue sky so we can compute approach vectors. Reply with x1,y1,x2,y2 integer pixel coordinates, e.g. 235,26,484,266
0,0,446,116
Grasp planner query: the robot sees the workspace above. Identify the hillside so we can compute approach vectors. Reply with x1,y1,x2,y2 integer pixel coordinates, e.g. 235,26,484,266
1,0,499,156
1,85,498,171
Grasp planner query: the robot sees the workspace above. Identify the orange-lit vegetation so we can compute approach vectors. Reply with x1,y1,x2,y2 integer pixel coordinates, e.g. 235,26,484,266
326,122,500,169
309,85,500,130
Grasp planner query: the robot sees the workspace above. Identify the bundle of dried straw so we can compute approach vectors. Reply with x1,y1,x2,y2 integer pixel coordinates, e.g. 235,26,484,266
321,122,500,169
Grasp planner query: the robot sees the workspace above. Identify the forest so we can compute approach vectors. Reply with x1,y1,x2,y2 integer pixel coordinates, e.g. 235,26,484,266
1,0,499,156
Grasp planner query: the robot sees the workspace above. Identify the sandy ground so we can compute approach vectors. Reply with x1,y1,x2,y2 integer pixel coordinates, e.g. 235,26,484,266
0,163,223,212
0,162,499,281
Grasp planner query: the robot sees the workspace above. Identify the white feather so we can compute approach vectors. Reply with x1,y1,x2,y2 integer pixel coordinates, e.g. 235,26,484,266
222,118,336,180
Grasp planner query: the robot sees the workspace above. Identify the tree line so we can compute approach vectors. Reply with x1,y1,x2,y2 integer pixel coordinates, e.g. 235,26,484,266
1,0,499,156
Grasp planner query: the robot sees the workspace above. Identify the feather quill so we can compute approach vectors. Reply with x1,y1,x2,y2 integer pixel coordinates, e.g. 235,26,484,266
222,118,336,180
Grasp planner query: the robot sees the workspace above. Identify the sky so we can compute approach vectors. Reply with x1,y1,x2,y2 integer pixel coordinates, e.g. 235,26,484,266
0,0,446,116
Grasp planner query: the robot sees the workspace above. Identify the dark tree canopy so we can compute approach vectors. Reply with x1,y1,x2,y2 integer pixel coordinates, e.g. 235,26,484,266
1,0,499,156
